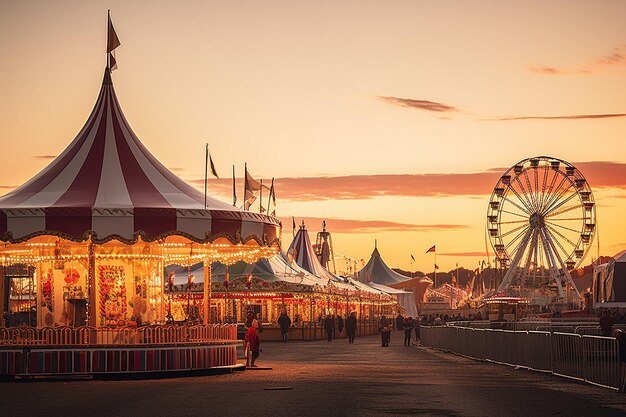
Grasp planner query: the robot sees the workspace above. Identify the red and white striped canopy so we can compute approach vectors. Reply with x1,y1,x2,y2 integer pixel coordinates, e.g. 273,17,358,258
0,69,280,245
288,224,344,283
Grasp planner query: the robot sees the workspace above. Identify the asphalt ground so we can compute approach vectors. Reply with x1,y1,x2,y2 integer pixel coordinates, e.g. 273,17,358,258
2,333,626,417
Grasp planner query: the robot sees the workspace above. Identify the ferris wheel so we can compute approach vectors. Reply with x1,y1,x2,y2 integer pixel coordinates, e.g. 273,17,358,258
487,156,596,299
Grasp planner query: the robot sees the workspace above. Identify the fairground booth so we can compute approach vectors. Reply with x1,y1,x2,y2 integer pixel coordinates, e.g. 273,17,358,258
166,225,398,341
0,32,280,377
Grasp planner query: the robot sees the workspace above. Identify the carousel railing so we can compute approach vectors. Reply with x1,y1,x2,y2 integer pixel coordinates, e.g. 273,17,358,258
0,324,237,346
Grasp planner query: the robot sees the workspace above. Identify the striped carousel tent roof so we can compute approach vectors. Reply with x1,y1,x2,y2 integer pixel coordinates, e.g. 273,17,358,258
357,246,410,286
287,223,343,283
0,69,280,244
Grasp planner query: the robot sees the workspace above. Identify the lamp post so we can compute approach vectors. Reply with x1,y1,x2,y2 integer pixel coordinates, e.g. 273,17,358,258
187,273,194,323
223,270,229,323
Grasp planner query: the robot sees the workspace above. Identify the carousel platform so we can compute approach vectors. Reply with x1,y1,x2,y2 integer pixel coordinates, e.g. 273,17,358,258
0,325,239,379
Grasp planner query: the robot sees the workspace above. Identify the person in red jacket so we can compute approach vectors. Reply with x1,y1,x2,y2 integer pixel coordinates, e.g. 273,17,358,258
246,319,261,367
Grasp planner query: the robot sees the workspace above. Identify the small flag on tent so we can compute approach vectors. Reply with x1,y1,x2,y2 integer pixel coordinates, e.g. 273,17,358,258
244,164,261,210
209,152,219,179
410,254,415,261
434,264,439,270
107,11,121,71
426,245,436,253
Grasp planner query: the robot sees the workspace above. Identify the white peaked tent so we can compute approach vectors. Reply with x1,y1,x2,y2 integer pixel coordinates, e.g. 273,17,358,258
357,245,418,316
287,224,385,296
593,250,626,308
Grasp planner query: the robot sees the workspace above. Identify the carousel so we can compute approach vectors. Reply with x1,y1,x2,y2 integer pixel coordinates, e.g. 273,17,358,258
0,27,280,377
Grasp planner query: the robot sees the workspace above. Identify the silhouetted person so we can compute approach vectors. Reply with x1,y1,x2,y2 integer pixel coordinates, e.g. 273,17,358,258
600,310,615,337
278,312,291,343
403,317,414,347
324,315,334,342
395,313,404,331
337,315,344,334
380,315,391,347
346,312,357,344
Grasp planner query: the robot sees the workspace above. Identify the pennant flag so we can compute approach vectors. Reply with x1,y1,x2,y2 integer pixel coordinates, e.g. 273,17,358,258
410,254,415,261
107,11,121,71
107,12,121,52
434,264,439,270
244,164,261,210
209,152,219,178
109,52,118,71
426,245,436,253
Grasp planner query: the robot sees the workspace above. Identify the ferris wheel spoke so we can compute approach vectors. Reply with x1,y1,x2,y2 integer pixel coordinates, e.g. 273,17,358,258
500,223,530,240
543,190,578,217
496,219,530,225
541,174,569,214
522,170,539,211
504,225,531,251
539,166,549,210
514,174,536,212
545,204,582,219
544,226,574,262
503,195,531,215
545,224,579,252
508,184,535,213
539,167,559,212
501,209,530,219
544,220,581,235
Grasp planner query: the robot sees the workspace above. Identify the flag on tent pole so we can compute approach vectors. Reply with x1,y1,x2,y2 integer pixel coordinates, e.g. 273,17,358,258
426,245,436,253
107,11,121,71
232,165,237,207
434,264,439,270
209,151,219,179
244,164,261,210
266,177,276,216
410,254,415,261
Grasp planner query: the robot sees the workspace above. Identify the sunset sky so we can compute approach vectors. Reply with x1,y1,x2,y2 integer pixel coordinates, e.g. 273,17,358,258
1,1,625,273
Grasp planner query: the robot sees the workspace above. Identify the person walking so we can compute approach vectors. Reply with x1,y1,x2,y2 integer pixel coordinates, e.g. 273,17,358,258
246,319,261,367
403,317,414,347
337,314,344,335
395,313,404,332
600,309,615,337
380,315,391,347
346,312,357,344
324,314,334,342
278,311,292,343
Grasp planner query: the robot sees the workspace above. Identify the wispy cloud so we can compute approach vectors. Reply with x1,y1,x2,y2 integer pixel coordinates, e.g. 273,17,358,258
0,185,17,189
438,252,494,257
169,167,184,173
280,216,467,234
379,96,460,113
529,44,626,75
201,161,626,202
378,95,625,123
32,155,56,160
485,113,626,121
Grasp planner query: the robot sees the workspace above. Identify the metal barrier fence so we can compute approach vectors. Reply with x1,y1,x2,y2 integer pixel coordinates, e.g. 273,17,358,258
420,325,621,390
0,324,237,346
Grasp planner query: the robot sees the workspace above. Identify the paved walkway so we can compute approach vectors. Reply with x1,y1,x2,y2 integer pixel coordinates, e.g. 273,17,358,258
3,334,626,417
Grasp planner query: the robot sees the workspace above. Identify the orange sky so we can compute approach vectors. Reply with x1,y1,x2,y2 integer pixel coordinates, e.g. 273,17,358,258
1,1,625,273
